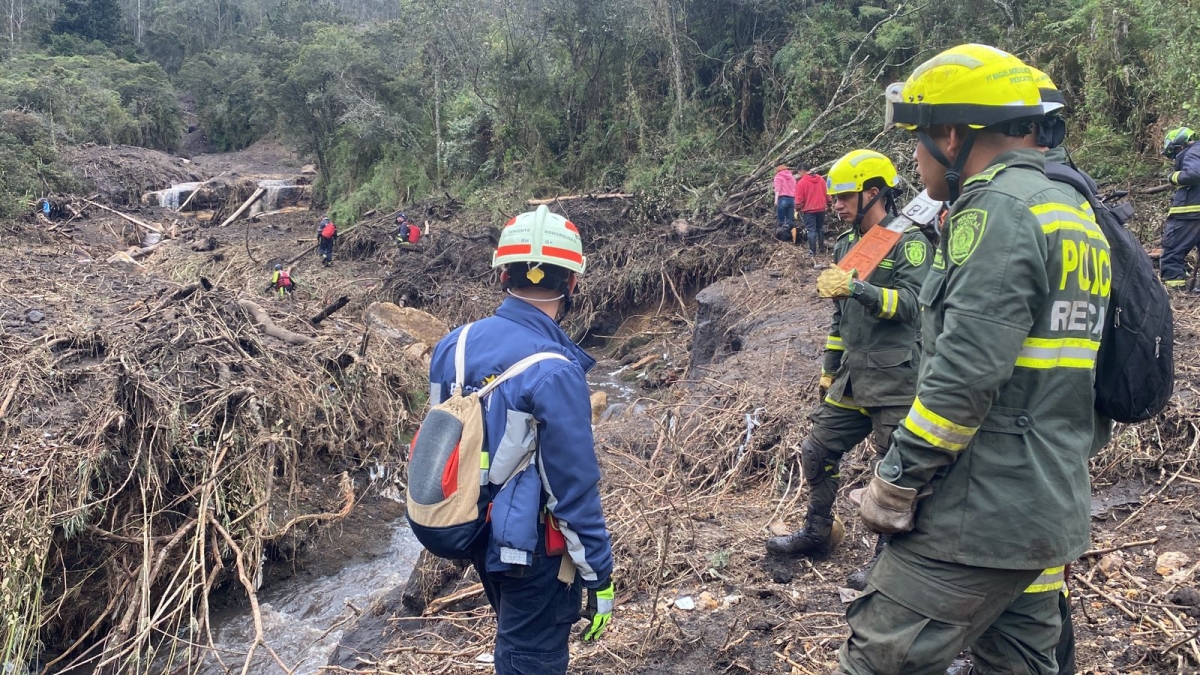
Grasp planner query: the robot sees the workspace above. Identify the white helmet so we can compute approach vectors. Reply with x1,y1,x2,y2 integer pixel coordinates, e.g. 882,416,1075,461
492,205,586,274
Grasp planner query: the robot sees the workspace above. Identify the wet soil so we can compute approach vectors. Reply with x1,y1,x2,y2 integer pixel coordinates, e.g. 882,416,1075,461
6,140,1199,674
361,242,1200,675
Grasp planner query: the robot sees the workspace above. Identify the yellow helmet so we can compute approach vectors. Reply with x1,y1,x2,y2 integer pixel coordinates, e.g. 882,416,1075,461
493,204,586,274
892,44,1044,131
826,150,899,195
1029,67,1065,112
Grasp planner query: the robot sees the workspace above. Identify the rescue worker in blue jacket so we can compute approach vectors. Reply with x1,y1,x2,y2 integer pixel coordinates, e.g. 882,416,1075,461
317,216,336,266
427,205,615,675
1161,127,1200,289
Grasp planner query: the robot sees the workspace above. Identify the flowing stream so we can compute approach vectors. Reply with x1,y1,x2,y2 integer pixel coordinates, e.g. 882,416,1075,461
196,513,422,675
195,362,637,674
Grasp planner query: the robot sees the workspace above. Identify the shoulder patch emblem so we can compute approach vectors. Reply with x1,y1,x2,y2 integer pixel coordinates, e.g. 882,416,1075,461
904,240,927,267
948,209,987,265
963,163,1007,187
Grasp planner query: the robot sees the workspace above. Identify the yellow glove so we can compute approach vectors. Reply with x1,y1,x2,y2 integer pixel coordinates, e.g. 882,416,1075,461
817,265,856,298
818,372,833,397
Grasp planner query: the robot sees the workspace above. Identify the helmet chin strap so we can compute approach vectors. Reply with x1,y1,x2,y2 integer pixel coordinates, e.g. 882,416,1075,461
853,189,887,229
917,129,978,205
505,287,575,324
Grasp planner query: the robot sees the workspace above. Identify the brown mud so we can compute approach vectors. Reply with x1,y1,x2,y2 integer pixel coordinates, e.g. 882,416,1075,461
357,249,1200,674
0,142,766,674
2,141,1198,674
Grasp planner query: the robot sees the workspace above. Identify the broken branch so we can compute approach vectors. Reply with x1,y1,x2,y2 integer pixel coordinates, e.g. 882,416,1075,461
83,199,163,234
1082,538,1159,557
310,296,350,326
526,192,634,205
422,583,485,616
219,188,266,228
238,300,315,346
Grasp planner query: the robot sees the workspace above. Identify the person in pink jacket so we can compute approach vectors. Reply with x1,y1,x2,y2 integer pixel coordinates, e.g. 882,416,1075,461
773,165,798,243
794,162,831,254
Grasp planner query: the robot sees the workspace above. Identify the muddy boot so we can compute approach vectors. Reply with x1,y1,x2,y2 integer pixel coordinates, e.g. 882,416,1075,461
766,512,834,558
846,534,889,590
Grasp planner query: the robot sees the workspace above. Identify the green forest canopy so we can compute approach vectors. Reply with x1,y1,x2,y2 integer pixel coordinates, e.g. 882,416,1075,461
1,0,1197,220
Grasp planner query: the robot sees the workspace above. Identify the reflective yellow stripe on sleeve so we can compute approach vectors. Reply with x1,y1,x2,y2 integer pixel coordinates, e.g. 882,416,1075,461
1024,566,1065,594
824,396,867,415
1014,337,1100,369
1169,205,1200,215
877,288,899,319
902,397,977,451
1170,171,1182,185
1030,203,1105,241
825,335,845,352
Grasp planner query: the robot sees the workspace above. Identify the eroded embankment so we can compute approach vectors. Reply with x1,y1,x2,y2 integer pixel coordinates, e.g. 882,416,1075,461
365,241,1200,675
0,161,774,673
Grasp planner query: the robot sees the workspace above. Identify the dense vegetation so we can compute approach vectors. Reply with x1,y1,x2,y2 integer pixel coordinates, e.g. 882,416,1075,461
1,0,1198,219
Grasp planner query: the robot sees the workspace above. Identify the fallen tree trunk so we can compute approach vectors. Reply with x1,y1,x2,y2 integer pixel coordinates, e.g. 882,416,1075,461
83,199,163,234
128,244,161,259
310,296,350,326
219,188,266,227
1136,184,1171,195
237,300,315,345
168,278,213,303
527,192,634,205
176,172,227,213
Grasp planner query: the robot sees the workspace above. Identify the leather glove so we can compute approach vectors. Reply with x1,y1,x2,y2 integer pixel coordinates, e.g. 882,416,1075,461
850,471,921,534
817,265,855,298
582,579,614,641
818,371,834,397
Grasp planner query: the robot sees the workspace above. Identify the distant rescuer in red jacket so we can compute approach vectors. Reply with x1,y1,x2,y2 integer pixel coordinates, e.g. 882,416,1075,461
795,162,832,255
774,164,799,243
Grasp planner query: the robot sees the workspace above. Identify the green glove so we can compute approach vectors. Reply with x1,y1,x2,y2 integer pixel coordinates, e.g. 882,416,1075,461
582,580,614,641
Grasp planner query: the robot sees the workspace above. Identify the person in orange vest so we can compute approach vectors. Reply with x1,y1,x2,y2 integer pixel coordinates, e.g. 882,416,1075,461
317,216,337,266
267,264,295,299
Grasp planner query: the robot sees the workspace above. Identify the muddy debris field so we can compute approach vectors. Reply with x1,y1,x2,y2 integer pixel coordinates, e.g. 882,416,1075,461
1,142,1200,675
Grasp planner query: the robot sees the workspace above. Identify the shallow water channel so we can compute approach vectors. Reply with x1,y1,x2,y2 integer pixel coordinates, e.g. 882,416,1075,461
193,360,639,673
196,516,423,674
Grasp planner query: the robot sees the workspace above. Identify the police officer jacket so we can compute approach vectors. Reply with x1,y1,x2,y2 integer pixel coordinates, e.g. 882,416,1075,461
1168,142,1200,220
879,149,1111,570
429,298,614,587
822,216,932,408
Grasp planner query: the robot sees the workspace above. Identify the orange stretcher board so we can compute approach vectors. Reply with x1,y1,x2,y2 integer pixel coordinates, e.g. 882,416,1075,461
836,190,944,279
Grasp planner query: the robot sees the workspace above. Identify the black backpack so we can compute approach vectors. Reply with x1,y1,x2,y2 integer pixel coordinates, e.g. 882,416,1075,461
1046,162,1175,423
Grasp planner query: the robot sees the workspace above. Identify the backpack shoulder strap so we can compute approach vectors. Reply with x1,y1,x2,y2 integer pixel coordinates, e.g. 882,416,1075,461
452,323,474,395
1045,162,1095,201
478,352,570,398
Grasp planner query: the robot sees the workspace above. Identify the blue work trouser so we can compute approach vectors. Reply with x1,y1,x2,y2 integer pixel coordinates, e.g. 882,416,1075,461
1160,217,1200,283
318,236,334,262
776,196,795,229
472,537,582,675
803,211,825,254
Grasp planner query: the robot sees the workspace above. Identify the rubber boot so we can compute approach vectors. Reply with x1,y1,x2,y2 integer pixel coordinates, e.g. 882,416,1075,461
765,511,834,558
846,534,889,590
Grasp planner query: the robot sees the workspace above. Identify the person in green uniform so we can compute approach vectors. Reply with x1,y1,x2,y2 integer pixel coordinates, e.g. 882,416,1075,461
946,67,1107,675
765,149,931,590
839,44,1112,675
